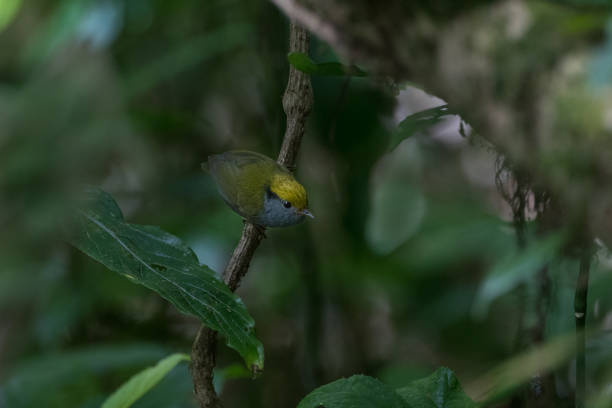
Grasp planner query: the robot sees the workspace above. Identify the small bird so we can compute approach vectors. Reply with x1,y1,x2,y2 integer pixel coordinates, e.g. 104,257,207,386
204,150,314,228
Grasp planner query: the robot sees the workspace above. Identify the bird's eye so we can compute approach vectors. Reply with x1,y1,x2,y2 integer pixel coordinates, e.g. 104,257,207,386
282,200,291,209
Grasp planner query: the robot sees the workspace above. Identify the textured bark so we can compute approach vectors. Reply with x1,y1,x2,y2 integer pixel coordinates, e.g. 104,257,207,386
222,223,267,292
278,22,313,171
190,22,312,408
191,327,221,408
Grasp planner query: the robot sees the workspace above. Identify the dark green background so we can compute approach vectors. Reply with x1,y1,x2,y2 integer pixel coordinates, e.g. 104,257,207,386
2,0,612,407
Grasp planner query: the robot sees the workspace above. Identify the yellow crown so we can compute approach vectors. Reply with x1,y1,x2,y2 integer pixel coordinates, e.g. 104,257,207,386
270,173,308,210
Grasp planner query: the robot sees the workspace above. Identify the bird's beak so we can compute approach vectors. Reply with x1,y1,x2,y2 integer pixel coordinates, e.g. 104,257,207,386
301,209,315,219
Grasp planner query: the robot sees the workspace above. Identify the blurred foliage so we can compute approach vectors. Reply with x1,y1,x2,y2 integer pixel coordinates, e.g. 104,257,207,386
297,367,476,407
0,343,170,407
472,232,565,318
1,0,612,407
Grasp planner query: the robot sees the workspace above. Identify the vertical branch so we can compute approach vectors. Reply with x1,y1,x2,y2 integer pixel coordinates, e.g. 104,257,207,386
190,22,312,408
278,22,313,170
191,326,222,408
574,246,592,408
191,223,266,408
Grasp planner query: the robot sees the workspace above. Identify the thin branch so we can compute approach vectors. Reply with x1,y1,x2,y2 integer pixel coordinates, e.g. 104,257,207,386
574,246,592,408
222,223,267,292
269,0,340,59
191,325,222,408
190,224,266,408
190,22,312,408
278,22,313,170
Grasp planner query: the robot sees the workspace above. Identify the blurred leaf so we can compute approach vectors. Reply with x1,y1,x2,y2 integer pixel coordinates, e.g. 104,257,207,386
591,391,612,408
131,360,195,408
22,1,91,67
102,353,190,408
297,375,409,408
288,52,367,76
0,0,21,33
366,141,426,254
125,23,252,96
0,343,168,408
22,1,122,63
395,210,512,274
589,20,612,87
389,105,457,151
557,0,612,7
467,333,577,403
213,363,252,393
68,187,264,371
396,367,476,408
590,362,612,408
471,232,565,318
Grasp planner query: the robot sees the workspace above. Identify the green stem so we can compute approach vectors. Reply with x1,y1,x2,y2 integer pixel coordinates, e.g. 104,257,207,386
574,247,592,408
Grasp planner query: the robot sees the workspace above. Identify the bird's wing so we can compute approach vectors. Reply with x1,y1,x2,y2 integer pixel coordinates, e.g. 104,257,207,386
207,151,276,218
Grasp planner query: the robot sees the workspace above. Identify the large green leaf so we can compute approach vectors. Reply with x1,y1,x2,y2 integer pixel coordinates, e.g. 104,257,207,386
288,52,367,76
68,187,264,371
297,375,409,408
102,353,190,408
397,367,476,408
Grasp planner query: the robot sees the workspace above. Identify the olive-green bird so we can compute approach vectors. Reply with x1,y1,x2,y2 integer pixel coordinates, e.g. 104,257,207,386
204,150,313,227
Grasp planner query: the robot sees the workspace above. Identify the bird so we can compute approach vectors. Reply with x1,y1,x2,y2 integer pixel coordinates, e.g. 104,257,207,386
204,150,314,228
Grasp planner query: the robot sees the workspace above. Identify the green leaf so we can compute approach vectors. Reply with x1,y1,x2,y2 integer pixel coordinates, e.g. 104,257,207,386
397,367,477,408
297,375,409,408
288,52,367,76
68,187,264,371
0,0,21,33
389,105,457,151
471,232,565,319
102,353,189,408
